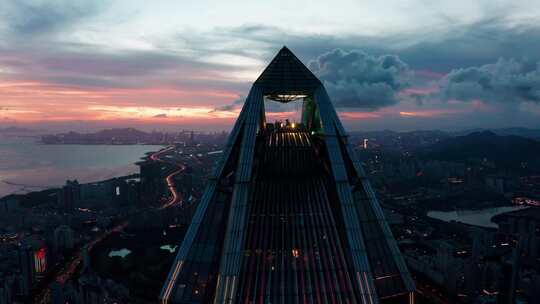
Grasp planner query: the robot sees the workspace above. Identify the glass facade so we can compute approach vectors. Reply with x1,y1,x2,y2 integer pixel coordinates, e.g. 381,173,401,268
161,46,414,304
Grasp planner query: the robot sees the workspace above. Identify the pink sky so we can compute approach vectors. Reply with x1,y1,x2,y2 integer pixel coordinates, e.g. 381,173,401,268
1,1,540,132
0,77,524,132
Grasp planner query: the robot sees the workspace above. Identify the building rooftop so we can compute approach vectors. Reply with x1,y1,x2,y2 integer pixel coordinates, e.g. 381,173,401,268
255,46,322,100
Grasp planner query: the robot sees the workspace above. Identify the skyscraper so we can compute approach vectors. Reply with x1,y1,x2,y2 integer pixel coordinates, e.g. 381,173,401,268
18,244,35,298
78,245,103,304
54,225,75,252
57,180,81,210
161,47,415,304
18,239,47,298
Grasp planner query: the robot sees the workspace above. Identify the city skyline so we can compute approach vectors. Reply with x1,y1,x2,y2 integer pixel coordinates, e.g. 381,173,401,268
1,0,540,131
2,2,540,303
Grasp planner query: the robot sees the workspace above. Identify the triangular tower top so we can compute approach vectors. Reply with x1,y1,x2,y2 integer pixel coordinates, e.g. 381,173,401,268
254,46,321,99
160,44,416,304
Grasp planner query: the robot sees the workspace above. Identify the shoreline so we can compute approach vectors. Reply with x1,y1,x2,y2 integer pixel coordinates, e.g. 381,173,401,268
0,142,165,199
38,142,169,146
0,173,141,203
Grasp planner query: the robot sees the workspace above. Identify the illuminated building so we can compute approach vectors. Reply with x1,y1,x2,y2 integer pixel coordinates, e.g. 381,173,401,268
18,239,47,298
161,47,415,303
34,247,47,273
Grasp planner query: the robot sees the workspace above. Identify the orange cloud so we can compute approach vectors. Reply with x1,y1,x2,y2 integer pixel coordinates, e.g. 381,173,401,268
0,79,241,123
339,112,381,119
88,105,240,120
399,109,462,117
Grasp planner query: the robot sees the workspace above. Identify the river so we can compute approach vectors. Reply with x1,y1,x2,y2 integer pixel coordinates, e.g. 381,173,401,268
427,205,529,228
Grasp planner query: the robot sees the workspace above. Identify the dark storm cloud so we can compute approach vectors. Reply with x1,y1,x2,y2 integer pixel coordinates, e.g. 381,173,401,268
179,24,385,67
174,21,540,111
0,0,107,37
203,20,540,73
153,113,167,118
308,49,410,110
396,20,540,72
437,58,540,104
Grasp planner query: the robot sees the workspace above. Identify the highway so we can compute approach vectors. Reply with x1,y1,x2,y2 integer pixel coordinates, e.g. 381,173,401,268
149,145,186,209
32,146,186,303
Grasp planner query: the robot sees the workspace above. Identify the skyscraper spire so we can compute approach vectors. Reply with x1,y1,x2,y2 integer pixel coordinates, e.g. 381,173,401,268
161,46,415,304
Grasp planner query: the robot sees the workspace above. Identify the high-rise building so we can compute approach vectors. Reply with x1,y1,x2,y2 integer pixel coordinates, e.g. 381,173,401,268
112,179,140,206
139,161,165,204
161,47,415,303
54,225,75,252
18,244,36,298
17,237,48,300
51,282,79,304
0,274,15,304
78,245,103,304
57,180,81,210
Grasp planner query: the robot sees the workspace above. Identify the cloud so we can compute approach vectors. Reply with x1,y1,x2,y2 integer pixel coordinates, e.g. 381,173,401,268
437,58,540,104
212,96,245,112
0,0,107,37
201,20,540,75
153,113,167,118
309,49,410,110
396,20,540,73
1,5,540,130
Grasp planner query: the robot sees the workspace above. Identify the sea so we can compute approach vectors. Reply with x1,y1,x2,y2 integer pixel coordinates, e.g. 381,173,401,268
0,135,163,198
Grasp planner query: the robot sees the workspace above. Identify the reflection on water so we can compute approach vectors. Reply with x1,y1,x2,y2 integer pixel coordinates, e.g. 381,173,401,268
109,248,132,258
427,206,528,228
0,135,163,197
160,244,177,253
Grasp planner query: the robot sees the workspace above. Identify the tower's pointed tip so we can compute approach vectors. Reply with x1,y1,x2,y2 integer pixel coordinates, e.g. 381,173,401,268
254,44,321,91
279,45,292,53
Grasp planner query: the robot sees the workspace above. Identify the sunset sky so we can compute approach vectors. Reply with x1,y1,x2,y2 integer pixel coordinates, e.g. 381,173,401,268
1,0,539,131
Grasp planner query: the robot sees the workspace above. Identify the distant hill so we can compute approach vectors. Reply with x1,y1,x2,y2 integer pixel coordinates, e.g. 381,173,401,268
421,131,540,170
39,127,229,145
92,128,150,139
453,127,540,140
41,128,155,144
492,127,540,140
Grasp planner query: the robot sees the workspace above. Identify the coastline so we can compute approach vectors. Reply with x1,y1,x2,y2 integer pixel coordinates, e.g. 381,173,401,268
0,173,140,204
0,138,164,199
